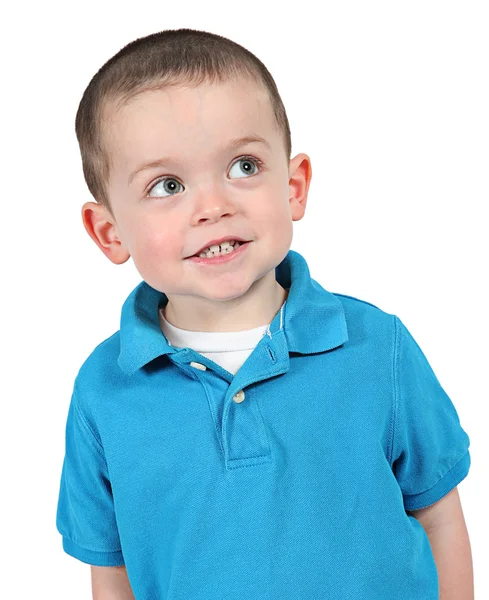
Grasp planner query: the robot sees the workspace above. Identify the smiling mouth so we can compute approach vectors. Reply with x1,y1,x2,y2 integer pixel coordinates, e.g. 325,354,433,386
187,240,252,260
189,240,250,258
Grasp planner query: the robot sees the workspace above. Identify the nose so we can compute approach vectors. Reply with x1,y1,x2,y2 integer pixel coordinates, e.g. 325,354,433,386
191,188,237,224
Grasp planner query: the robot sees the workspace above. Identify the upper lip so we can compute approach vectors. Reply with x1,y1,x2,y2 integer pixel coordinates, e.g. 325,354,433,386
187,236,250,258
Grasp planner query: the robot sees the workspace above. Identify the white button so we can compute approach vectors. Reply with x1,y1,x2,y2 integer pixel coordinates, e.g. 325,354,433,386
233,390,245,403
190,361,207,371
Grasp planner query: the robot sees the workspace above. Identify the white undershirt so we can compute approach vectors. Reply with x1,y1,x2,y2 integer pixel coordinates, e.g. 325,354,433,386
158,306,278,376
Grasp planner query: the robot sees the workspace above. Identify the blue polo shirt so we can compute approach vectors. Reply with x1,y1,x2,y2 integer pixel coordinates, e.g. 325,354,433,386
56,249,471,599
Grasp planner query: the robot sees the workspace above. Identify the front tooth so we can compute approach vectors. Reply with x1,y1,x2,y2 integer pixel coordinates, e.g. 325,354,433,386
199,241,239,257
210,241,233,251
201,241,233,253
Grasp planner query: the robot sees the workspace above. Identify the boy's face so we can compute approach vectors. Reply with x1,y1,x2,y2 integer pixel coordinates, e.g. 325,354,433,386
82,77,311,328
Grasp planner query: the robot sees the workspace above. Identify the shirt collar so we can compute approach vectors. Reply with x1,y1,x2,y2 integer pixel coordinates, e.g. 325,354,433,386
118,249,349,376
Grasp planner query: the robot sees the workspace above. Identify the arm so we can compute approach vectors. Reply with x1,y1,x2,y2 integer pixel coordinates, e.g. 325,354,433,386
407,487,474,600
91,566,136,600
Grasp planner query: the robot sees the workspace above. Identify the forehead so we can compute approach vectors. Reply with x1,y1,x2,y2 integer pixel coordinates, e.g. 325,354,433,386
104,78,278,171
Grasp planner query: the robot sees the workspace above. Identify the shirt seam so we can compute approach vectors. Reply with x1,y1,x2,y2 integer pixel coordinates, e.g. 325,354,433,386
388,317,470,496
401,448,470,500
61,530,123,554
387,314,400,466
72,380,106,463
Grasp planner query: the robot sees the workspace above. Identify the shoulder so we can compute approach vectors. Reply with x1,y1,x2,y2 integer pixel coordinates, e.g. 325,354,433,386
78,330,121,376
73,330,124,410
331,291,396,344
332,292,384,312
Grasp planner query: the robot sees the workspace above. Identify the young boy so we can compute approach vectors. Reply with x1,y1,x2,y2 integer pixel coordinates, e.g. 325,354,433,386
56,28,473,600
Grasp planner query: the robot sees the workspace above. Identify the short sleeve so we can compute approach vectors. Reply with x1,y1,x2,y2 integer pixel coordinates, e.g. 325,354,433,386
391,316,471,511
56,382,125,566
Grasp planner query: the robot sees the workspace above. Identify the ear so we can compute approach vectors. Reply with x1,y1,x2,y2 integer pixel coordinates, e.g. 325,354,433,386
288,153,312,221
81,201,131,265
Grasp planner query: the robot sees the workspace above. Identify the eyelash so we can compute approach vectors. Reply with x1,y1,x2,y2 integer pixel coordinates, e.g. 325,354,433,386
145,155,264,198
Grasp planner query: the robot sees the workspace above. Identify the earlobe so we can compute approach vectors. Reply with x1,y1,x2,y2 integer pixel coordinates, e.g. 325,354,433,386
81,201,131,265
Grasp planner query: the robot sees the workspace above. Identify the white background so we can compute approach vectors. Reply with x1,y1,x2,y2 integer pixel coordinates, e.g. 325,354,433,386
2,0,487,597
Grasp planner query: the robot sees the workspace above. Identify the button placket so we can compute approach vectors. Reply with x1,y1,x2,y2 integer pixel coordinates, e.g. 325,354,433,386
186,323,289,469
223,384,273,468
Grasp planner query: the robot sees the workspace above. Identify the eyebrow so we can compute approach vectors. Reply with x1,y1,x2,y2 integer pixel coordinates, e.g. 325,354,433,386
127,135,271,185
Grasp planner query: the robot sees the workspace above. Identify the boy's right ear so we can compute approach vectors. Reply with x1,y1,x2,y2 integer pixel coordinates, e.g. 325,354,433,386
81,201,131,265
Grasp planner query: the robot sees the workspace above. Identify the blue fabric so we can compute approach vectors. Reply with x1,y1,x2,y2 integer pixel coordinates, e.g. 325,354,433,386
56,249,471,599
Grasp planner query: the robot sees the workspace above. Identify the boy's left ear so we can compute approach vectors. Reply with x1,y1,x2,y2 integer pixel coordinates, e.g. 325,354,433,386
81,201,131,265
288,153,312,221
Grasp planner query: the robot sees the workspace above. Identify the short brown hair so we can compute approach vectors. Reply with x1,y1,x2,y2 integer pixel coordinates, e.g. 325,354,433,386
75,28,292,218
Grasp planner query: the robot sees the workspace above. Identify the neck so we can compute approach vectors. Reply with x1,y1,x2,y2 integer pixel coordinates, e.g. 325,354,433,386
163,275,289,333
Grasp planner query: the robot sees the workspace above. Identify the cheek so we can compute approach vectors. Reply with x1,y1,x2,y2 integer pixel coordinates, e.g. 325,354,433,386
257,193,291,224
127,219,181,260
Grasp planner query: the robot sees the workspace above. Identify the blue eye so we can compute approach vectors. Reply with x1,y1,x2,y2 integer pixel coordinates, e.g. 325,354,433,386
146,155,263,198
147,178,183,198
228,156,262,179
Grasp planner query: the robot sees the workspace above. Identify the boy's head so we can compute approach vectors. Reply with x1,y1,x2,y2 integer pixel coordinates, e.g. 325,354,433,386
78,29,312,329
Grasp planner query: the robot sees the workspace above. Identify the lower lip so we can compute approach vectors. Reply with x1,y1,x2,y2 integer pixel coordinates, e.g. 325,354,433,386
187,242,251,265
